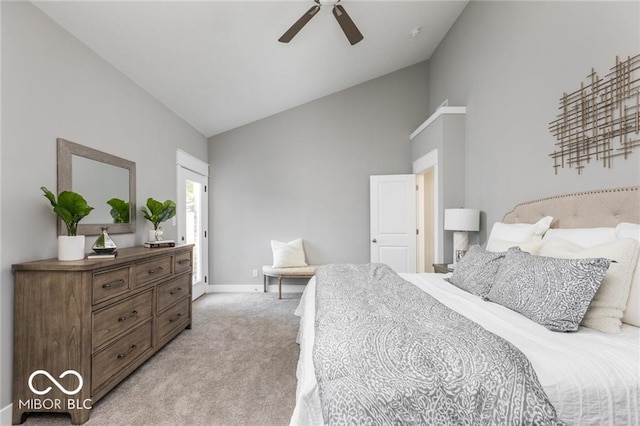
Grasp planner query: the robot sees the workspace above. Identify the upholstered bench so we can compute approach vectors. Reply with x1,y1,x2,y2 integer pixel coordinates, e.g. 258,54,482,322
262,265,318,299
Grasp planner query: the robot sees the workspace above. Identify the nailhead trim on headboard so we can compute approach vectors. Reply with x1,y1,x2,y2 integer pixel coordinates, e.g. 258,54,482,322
502,187,639,228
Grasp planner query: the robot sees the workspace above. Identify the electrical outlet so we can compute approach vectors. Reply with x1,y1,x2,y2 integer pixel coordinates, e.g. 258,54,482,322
252,269,258,278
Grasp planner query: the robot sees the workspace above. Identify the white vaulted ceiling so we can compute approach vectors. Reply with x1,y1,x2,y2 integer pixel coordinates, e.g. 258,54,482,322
33,0,468,137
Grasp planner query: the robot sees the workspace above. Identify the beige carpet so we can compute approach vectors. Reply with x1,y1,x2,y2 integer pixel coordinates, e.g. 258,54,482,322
23,292,302,426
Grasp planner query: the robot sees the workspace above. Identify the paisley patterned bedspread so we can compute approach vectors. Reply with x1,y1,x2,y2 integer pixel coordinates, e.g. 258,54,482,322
313,263,561,425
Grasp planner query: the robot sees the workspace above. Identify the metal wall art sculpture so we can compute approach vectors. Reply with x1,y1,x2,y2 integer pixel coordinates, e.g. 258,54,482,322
549,55,639,174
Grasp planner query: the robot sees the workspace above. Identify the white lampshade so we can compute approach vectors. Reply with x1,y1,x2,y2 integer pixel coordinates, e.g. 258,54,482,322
444,208,480,232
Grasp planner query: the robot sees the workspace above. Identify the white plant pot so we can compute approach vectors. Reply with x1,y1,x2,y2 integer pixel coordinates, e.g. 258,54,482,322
148,229,157,242
58,235,85,261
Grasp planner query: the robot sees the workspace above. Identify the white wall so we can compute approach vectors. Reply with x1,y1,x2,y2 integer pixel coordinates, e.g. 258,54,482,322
0,2,207,414
208,61,429,287
427,1,640,241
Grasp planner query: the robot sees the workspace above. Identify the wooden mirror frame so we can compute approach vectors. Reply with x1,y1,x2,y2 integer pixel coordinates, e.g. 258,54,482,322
57,138,136,235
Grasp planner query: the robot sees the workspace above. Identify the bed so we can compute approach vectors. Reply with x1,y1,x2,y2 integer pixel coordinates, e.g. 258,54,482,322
290,187,640,425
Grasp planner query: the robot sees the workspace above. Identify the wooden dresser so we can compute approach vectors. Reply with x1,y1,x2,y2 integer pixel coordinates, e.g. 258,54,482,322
12,245,194,425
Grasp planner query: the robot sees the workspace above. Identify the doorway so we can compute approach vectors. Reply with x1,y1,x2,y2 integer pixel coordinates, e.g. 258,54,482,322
177,150,209,301
413,148,439,271
416,169,435,272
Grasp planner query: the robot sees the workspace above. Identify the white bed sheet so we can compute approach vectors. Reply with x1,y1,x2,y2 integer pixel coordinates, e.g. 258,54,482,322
290,273,640,426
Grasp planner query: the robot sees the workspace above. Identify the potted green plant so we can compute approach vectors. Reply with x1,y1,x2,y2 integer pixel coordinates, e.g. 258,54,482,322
141,198,176,241
107,198,130,224
41,186,94,260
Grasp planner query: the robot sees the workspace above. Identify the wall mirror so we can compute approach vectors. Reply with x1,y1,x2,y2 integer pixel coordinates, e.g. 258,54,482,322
57,138,136,235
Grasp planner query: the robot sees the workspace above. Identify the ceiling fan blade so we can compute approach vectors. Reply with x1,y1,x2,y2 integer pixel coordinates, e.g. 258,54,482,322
332,4,364,45
278,5,321,43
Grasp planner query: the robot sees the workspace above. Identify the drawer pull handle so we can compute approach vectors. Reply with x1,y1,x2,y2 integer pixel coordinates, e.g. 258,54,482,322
117,344,137,359
118,310,138,322
169,288,183,295
148,267,164,274
178,259,190,265
169,313,183,323
102,279,126,289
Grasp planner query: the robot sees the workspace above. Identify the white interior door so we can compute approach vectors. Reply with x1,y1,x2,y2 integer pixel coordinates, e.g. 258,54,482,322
370,175,417,273
177,151,209,301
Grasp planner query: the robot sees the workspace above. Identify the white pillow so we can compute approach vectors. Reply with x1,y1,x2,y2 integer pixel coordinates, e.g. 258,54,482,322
487,216,553,246
543,227,616,248
539,237,640,333
271,239,308,268
486,239,544,255
616,223,640,326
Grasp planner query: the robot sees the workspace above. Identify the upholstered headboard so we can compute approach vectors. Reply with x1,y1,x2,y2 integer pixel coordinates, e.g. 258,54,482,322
502,187,639,228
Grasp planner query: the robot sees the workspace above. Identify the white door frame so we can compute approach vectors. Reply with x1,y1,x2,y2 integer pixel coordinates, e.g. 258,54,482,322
177,149,209,300
413,149,442,263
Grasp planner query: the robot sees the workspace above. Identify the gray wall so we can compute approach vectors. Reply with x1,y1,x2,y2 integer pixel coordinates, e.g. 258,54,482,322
208,61,429,286
428,1,640,242
0,2,207,412
412,114,466,263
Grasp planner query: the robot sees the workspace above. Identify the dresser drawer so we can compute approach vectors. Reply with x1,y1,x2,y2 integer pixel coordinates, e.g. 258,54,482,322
93,290,153,349
174,250,193,274
93,266,131,304
157,274,190,313
157,297,190,342
91,321,152,394
134,255,172,287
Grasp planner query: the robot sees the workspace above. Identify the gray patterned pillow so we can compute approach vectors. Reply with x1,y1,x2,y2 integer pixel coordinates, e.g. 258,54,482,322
448,245,506,297
485,247,611,332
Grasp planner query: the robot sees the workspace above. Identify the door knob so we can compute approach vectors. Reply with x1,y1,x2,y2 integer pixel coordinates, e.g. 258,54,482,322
372,238,377,243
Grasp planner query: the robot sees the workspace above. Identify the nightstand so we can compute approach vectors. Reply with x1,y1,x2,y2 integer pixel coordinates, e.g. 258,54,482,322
432,263,454,274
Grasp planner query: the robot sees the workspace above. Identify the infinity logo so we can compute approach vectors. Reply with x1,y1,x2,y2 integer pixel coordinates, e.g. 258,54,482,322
28,370,83,396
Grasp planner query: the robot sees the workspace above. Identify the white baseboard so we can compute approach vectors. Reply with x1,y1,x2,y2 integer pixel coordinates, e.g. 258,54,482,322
207,283,306,294
1,403,12,426
208,284,262,293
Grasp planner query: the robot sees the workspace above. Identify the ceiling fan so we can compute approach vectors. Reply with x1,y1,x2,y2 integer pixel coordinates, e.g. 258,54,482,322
278,0,364,46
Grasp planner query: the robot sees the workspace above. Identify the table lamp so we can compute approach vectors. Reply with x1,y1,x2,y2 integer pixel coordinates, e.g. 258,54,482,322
444,208,480,266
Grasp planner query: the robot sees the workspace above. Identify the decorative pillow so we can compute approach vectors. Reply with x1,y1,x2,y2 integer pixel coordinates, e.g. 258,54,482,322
486,239,544,255
543,227,616,248
616,223,640,326
540,238,639,333
485,247,611,332
448,245,505,297
271,239,308,268
487,216,553,247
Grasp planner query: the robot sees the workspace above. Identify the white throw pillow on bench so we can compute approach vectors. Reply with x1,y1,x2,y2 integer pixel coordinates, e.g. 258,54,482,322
271,239,308,268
